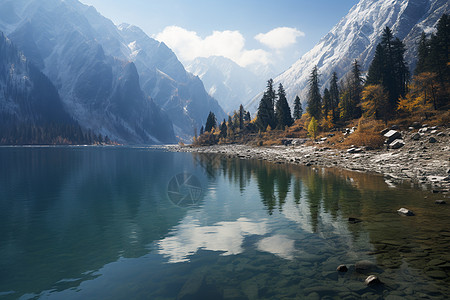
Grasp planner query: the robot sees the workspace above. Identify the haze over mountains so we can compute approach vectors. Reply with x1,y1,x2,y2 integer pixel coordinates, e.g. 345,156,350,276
0,0,225,143
186,56,271,114
245,0,449,113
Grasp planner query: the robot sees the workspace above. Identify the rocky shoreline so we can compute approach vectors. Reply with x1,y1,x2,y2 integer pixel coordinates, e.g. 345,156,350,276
167,126,450,193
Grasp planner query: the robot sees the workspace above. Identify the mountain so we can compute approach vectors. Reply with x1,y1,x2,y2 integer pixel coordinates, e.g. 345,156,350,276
117,24,226,138
186,56,271,114
0,32,102,144
0,31,71,125
0,0,224,143
246,0,449,113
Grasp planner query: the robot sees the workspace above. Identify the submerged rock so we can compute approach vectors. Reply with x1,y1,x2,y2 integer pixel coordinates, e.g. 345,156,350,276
429,137,437,143
365,275,382,286
348,217,362,224
336,264,348,272
397,208,415,216
355,260,378,273
435,200,446,205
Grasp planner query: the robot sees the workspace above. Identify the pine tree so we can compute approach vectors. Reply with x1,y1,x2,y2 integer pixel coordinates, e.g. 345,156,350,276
366,27,409,115
245,111,251,122
415,32,430,75
293,96,303,120
200,125,204,135
350,59,363,119
228,115,234,130
322,88,331,118
256,79,276,130
220,119,227,138
307,66,322,120
275,83,293,129
205,112,216,132
239,104,244,130
329,72,340,123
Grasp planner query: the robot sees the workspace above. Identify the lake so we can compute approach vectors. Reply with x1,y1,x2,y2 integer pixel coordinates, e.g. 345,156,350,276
0,147,448,299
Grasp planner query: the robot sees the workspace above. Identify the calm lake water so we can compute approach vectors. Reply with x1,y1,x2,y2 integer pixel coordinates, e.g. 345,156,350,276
0,147,449,299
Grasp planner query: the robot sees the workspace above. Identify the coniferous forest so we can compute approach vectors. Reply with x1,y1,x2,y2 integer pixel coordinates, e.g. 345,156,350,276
195,14,449,147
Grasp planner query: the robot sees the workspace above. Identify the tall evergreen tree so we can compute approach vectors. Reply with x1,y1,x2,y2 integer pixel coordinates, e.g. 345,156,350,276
293,96,303,120
275,83,293,129
205,111,216,132
306,66,322,120
366,27,409,114
220,119,227,138
200,125,204,135
415,32,430,75
239,104,244,130
245,111,251,122
322,88,331,118
329,72,340,123
256,79,276,130
350,59,363,119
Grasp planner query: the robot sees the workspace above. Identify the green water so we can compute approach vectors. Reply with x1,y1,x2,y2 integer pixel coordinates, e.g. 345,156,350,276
0,147,448,299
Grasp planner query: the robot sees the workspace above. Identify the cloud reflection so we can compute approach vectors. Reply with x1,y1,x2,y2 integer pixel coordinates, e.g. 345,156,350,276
158,217,268,263
257,235,296,260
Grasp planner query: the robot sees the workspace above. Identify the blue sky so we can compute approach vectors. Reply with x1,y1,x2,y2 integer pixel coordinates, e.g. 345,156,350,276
80,0,358,72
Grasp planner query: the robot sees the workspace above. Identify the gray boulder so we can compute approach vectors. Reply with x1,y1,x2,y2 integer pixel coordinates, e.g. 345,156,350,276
435,200,446,205
412,133,421,141
380,128,390,135
389,139,405,149
412,122,421,129
429,137,437,143
384,130,402,144
347,147,363,154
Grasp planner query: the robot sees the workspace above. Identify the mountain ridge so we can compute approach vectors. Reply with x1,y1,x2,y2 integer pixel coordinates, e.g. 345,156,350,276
245,0,449,113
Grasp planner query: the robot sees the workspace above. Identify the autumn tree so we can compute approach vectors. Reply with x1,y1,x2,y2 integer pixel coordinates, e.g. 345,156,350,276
361,84,389,123
366,27,409,114
307,117,318,140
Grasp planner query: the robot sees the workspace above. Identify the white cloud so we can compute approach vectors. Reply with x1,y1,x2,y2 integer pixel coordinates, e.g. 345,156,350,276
155,26,271,67
255,27,305,50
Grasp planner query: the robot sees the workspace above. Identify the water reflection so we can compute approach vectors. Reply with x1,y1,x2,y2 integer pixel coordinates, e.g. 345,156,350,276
0,147,199,298
0,148,448,299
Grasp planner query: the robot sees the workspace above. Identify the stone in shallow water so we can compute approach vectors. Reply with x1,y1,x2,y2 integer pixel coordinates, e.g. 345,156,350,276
435,200,446,205
427,259,446,266
348,217,362,224
365,275,382,286
355,260,379,273
426,270,447,279
336,264,348,272
397,208,414,216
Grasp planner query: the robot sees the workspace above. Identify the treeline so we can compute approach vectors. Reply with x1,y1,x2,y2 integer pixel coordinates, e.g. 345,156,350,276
195,14,449,146
0,119,111,145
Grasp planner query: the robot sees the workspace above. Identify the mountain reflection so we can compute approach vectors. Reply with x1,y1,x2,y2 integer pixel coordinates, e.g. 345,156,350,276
0,147,195,297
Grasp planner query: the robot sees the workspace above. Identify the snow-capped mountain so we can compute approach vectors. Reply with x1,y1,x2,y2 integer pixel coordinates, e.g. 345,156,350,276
246,0,449,113
0,0,224,142
186,56,268,113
